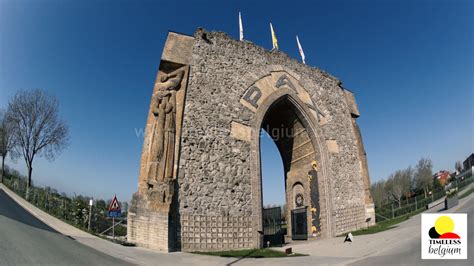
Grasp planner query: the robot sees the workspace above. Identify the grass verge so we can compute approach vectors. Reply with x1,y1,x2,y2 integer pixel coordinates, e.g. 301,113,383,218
459,187,474,199
351,187,473,236
192,248,307,258
348,208,426,236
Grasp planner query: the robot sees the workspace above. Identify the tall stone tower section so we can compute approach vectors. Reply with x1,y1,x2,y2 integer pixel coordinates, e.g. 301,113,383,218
344,90,376,226
128,29,375,252
127,32,193,251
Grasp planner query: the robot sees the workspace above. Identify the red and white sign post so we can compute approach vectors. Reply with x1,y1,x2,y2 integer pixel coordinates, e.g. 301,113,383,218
107,195,122,239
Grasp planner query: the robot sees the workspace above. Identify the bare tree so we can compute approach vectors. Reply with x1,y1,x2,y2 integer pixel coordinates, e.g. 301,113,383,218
414,158,433,198
370,180,389,208
0,109,15,183
403,166,415,204
384,175,397,207
386,169,412,208
281,203,287,223
370,181,381,207
6,90,69,199
455,160,463,174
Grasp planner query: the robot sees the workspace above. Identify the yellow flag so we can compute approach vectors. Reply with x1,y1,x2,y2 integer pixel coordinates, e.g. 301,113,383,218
270,23,278,50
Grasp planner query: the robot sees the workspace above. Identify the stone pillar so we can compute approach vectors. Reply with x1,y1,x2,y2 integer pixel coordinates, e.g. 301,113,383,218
127,32,194,251
343,89,376,227
352,119,376,226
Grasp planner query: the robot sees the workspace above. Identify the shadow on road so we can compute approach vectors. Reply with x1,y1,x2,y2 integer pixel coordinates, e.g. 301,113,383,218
0,189,59,234
225,249,260,265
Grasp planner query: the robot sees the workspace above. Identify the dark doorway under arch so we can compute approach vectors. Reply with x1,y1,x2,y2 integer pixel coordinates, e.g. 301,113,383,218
259,96,322,243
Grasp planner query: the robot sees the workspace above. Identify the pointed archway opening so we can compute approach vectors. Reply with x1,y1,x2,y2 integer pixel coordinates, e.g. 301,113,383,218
260,129,286,246
259,96,322,246
261,130,286,208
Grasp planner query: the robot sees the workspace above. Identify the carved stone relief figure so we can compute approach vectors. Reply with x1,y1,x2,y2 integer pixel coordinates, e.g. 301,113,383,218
308,160,321,236
147,67,185,203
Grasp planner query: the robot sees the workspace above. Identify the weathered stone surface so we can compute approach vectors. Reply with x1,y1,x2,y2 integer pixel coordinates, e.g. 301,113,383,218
129,28,375,252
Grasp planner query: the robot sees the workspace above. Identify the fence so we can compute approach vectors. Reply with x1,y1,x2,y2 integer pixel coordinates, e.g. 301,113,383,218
1,173,126,237
3,176,87,227
375,176,473,222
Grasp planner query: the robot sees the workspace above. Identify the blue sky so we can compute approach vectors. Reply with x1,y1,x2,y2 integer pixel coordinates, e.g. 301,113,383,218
0,0,472,205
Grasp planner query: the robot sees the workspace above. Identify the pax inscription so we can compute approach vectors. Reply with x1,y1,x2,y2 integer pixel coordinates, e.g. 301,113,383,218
242,86,262,109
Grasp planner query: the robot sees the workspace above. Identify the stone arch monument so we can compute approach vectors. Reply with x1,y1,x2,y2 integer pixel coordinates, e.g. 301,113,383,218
128,29,375,252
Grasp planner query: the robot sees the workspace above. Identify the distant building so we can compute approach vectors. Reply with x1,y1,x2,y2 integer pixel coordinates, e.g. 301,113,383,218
463,153,474,171
433,170,450,186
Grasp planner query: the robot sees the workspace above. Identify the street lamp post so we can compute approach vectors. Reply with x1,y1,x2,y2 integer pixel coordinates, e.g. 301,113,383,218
88,199,93,232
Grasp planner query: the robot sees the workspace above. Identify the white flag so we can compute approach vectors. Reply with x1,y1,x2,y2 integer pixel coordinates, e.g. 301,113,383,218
239,12,244,41
296,35,306,64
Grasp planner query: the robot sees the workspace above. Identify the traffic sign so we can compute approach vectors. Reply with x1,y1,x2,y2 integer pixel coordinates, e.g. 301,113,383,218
107,195,122,218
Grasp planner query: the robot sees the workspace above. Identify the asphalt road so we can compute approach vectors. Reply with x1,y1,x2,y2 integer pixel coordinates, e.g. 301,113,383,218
350,196,473,266
1,185,472,266
0,190,131,266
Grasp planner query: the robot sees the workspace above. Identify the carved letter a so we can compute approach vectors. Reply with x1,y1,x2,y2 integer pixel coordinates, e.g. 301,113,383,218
275,75,297,93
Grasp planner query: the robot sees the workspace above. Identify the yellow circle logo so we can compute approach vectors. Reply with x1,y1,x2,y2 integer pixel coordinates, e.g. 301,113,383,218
434,216,454,235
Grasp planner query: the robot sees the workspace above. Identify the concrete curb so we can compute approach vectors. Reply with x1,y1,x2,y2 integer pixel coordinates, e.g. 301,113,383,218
0,183,237,266
0,183,94,238
0,183,143,264
341,193,474,265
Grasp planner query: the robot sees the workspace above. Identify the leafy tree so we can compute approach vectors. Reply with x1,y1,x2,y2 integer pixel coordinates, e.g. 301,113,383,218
72,195,88,228
5,90,69,199
92,199,110,233
433,177,443,190
455,160,463,174
414,158,433,198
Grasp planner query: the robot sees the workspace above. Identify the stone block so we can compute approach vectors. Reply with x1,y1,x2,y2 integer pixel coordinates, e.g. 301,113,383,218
326,140,340,153
161,32,194,65
343,89,360,117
